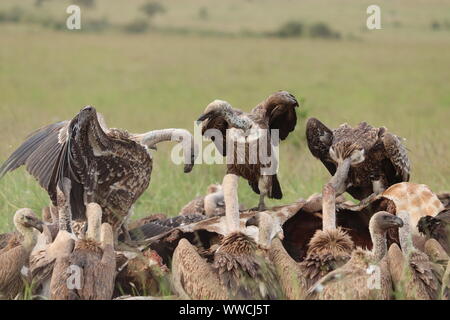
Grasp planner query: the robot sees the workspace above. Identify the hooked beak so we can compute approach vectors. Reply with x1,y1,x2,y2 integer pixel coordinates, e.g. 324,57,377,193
197,111,216,122
392,216,404,228
24,217,44,233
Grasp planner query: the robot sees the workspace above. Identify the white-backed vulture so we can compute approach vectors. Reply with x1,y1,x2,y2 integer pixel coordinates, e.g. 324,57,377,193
308,211,403,300
0,106,197,241
30,181,76,299
306,118,410,203
388,210,446,300
179,184,226,217
50,203,116,300
268,184,354,299
197,91,299,210
0,209,43,299
171,173,283,299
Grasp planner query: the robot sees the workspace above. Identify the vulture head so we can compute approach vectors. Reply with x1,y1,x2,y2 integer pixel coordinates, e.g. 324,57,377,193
370,211,404,235
14,208,44,233
197,100,232,122
329,141,365,167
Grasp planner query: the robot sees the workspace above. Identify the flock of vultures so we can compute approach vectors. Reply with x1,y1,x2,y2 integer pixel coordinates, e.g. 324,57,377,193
0,91,449,300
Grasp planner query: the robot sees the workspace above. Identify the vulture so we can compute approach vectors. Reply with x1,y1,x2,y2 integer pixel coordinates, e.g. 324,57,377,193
197,91,299,210
30,181,76,299
418,209,450,255
0,106,196,241
179,184,226,217
268,184,354,299
0,209,43,299
171,174,283,299
388,210,446,300
308,211,404,300
306,118,410,203
50,203,116,300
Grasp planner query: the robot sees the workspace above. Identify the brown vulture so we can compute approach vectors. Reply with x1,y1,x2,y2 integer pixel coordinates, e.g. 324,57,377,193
306,118,410,203
197,91,299,210
0,106,196,239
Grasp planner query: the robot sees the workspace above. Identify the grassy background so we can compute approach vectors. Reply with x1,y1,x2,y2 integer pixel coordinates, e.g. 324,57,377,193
0,0,449,233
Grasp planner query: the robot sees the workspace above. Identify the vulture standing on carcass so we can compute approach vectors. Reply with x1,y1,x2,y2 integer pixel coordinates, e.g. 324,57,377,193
306,118,410,204
0,106,197,242
50,202,116,300
269,183,355,299
0,209,43,299
308,211,403,300
388,210,447,300
171,174,284,300
197,91,299,210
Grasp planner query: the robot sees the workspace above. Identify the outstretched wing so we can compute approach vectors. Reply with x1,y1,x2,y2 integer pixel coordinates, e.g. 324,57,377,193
305,117,336,176
381,131,410,182
0,121,70,195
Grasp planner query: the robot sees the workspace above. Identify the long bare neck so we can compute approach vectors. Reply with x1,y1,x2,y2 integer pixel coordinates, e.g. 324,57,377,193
223,174,240,234
16,224,37,251
133,128,191,147
58,199,72,232
329,158,351,195
86,203,102,242
370,227,387,261
322,183,336,231
397,211,413,254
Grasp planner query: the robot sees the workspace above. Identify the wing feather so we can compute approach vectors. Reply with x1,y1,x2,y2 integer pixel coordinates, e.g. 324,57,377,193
382,132,410,182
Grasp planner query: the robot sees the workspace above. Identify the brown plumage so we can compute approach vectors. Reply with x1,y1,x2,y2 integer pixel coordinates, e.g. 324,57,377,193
308,211,403,300
0,209,43,299
197,91,299,210
388,210,446,300
50,203,116,300
418,209,450,255
268,184,354,299
0,106,196,237
306,118,410,202
171,174,283,299
179,184,226,217
114,248,170,298
438,193,450,210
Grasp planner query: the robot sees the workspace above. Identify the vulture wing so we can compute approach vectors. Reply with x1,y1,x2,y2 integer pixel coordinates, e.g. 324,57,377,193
382,131,410,182
0,121,69,192
0,118,86,219
305,118,336,176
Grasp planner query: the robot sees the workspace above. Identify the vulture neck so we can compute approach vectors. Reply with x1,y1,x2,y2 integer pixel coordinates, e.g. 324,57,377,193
369,224,387,262
224,111,252,130
222,174,240,234
322,183,336,231
133,128,192,148
86,203,102,242
15,223,37,252
58,197,72,233
330,158,351,196
397,211,414,254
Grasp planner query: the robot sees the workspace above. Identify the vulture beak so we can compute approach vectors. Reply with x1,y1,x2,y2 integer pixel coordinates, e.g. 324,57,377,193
184,163,194,173
391,216,404,228
197,111,216,122
24,216,44,233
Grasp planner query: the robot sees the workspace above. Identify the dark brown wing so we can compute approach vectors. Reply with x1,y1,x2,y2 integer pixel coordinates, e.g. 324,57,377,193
305,117,336,176
381,131,410,182
253,91,298,141
201,114,230,156
0,121,69,192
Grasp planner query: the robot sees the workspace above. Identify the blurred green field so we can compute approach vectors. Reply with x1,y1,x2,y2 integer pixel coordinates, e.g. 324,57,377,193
0,0,449,233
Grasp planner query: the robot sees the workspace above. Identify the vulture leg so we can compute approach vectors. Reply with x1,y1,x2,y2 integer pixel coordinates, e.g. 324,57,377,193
257,175,270,211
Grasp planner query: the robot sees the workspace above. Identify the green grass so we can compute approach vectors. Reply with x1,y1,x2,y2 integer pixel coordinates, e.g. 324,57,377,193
0,0,449,233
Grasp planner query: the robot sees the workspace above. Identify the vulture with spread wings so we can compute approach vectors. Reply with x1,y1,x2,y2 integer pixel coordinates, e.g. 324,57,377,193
306,118,410,203
0,106,196,240
197,91,299,210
